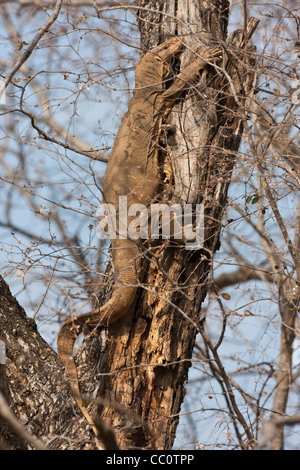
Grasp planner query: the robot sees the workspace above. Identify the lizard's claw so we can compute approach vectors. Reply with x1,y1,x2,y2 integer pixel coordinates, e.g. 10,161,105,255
202,46,223,61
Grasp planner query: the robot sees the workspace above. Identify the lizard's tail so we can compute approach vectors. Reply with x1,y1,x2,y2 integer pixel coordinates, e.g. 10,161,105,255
57,317,99,432
57,239,140,432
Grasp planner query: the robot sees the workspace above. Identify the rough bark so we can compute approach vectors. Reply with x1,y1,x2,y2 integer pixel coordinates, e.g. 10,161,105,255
0,276,97,449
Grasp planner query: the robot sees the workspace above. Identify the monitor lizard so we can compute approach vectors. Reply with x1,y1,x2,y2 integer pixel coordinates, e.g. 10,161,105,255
57,37,221,435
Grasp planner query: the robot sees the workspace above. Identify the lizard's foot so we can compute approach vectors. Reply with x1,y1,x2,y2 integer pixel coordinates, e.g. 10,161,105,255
200,46,222,62
161,123,176,133
149,36,184,63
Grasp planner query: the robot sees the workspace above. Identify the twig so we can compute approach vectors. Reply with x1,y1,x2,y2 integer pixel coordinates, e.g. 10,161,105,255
32,259,58,320
5,107,108,162
0,0,63,99
198,323,255,447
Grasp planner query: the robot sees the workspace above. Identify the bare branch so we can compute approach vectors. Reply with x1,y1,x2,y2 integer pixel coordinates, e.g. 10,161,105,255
0,0,63,98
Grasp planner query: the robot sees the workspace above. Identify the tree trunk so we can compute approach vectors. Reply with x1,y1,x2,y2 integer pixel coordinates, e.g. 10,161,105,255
0,276,95,449
270,281,298,450
94,0,258,450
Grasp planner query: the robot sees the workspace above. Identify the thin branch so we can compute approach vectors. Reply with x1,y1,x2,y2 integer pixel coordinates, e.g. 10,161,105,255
243,119,299,268
0,0,63,98
3,107,108,162
32,259,58,320
197,323,255,447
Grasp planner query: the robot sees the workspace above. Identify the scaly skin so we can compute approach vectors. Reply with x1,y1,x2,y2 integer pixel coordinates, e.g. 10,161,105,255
57,37,221,434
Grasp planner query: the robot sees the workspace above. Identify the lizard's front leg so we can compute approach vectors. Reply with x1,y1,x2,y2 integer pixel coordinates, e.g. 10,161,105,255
160,46,222,104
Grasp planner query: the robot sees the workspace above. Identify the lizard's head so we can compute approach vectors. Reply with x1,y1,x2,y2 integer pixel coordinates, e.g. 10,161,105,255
151,36,184,63
135,37,184,89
